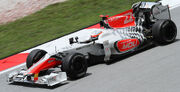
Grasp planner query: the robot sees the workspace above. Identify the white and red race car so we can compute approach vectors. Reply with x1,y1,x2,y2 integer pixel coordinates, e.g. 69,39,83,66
7,1,177,86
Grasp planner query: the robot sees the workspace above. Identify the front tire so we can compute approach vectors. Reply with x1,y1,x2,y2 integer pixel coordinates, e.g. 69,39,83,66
152,19,177,44
61,53,88,79
26,49,47,68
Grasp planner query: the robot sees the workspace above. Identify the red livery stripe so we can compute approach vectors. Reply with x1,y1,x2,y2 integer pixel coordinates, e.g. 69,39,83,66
0,53,29,71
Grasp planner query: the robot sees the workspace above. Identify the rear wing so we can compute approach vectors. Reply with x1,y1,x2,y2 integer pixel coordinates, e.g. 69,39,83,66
98,2,171,29
132,2,171,21
151,4,171,20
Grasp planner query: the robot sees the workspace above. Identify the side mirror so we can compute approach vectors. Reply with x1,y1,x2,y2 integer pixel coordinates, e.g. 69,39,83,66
69,37,74,44
75,36,79,42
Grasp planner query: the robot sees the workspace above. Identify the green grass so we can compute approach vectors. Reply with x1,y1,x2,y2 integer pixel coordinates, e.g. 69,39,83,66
0,0,156,59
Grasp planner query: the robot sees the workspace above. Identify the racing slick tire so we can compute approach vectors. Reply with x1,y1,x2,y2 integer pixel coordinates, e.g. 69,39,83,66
61,53,88,79
26,49,47,68
152,19,177,44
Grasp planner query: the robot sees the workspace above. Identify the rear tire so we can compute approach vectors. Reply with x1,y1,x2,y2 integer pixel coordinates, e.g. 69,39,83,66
152,19,177,44
61,53,88,79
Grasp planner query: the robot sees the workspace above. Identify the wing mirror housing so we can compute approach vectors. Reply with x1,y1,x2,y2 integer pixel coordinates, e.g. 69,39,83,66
69,37,79,44
69,37,74,44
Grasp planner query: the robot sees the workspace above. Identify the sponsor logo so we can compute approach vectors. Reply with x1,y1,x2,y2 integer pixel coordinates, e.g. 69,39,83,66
122,41,137,49
49,76,56,82
105,12,134,25
48,60,54,63
116,39,140,52
124,12,134,24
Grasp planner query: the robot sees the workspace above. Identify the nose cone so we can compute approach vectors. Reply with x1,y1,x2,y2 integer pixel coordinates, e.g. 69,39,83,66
25,54,51,75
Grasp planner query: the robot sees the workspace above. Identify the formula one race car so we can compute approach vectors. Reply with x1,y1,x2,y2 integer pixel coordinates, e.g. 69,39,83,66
7,1,177,86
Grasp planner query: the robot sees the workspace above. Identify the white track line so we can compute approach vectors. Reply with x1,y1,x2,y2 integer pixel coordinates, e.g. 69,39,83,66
0,63,25,75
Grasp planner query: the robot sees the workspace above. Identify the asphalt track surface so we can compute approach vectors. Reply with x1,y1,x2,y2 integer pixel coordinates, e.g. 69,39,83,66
1,6,180,92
